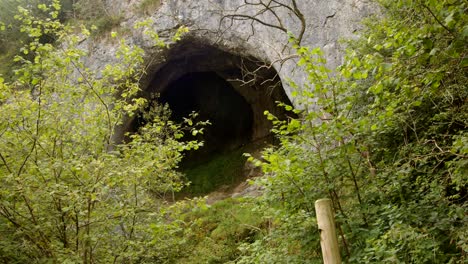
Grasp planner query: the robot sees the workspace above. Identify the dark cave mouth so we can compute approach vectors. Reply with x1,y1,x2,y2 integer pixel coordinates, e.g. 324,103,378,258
122,41,294,195
160,71,254,163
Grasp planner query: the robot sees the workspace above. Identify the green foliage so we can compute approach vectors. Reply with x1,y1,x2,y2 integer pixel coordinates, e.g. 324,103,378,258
70,0,124,37
1,0,466,262
147,197,264,263
238,0,467,263
237,209,320,264
0,1,197,262
0,0,67,80
180,146,249,197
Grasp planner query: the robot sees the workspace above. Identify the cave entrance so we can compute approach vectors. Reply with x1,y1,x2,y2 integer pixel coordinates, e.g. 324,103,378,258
121,39,293,197
160,72,253,162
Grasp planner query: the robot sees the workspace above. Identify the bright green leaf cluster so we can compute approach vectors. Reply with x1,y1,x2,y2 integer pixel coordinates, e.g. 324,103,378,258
238,0,467,263
0,1,201,262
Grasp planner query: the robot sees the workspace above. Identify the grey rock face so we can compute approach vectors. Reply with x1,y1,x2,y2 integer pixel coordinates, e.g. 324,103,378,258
83,0,375,105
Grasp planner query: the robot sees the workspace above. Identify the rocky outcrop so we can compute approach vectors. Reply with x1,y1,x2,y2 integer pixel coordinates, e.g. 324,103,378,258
82,0,375,167
84,0,375,103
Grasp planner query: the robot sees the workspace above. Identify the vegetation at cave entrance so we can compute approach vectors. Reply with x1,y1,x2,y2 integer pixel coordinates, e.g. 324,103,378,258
180,146,248,197
0,0,466,263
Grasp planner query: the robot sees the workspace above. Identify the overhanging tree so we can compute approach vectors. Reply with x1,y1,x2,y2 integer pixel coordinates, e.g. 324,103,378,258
0,1,198,262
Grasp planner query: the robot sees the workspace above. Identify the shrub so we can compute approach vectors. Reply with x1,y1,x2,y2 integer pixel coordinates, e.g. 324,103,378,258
238,0,467,262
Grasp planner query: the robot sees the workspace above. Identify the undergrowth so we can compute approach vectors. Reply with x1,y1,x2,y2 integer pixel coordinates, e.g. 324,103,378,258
150,197,264,263
179,146,249,197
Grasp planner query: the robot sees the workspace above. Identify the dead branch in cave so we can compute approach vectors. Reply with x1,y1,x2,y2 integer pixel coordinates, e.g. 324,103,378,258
222,52,300,100
214,0,306,89
231,54,299,91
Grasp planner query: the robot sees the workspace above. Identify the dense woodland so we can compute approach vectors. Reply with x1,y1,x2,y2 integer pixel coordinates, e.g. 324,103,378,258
0,0,466,263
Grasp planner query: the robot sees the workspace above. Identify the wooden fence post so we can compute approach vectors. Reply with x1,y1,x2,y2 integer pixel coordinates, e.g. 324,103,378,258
315,198,341,264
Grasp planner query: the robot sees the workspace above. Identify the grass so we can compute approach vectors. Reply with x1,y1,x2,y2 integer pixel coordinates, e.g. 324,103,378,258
179,146,248,197
137,0,162,15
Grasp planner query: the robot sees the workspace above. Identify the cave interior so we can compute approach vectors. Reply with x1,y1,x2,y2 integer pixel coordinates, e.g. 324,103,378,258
124,39,294,194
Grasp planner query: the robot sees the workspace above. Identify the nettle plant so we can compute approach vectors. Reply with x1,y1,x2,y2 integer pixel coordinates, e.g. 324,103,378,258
0,1,197,262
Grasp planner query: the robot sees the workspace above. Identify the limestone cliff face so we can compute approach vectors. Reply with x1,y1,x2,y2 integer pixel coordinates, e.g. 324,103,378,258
83,0,374,99
82,0,375,143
